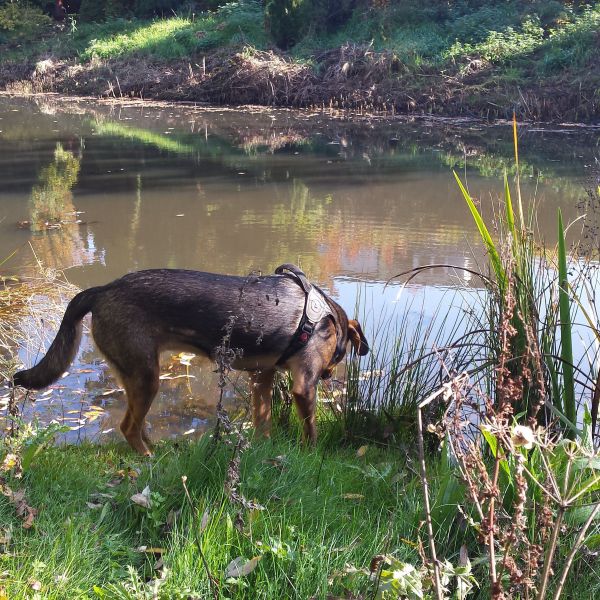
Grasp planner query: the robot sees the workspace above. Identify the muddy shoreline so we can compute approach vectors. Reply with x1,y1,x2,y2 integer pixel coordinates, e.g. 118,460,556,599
1,45,598,124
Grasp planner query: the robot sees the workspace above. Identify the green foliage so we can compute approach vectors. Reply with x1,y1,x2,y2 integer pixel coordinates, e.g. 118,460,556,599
557,208,576,438
80,2,267,59
265,0,310,49
265,0,356,49
0,1,50,40
446,15,544,65
0,436,420,598
78,0,196,22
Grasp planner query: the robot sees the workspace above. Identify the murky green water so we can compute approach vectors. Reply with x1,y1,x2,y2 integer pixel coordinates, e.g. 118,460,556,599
0,95,598,442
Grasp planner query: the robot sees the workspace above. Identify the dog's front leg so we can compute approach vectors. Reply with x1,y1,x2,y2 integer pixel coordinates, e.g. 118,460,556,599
289,367,319,445
250,368,275,438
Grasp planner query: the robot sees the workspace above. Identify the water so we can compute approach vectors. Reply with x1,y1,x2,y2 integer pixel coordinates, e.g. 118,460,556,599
0,95,598,442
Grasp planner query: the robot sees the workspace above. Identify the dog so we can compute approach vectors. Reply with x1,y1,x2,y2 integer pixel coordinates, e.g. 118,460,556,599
13,264,369,455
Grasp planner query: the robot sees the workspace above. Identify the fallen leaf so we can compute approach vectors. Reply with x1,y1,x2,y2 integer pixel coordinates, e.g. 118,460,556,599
224,556,262,578
1,485,37,528
1,454,18,472
356,445,368,458
131,485,152,509
341,493,364,500
89,492,114,500
99,388,124,397
137,546,165,554
263,455,287,469
200,508,210,533
166,508,181,526
0,528,12,547
86,502,102,510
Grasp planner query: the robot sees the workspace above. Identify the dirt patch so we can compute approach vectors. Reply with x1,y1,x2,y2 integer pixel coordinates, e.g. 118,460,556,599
1,43,599,122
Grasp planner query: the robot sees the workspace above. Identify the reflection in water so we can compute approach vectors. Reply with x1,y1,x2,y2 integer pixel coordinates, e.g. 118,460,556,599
29,143,80,232
23,142,100,270
0,96,597,442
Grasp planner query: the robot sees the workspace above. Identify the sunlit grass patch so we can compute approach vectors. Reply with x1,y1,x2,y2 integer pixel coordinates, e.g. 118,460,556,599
0,436,419,599
80,2,268,61
82,17,200,60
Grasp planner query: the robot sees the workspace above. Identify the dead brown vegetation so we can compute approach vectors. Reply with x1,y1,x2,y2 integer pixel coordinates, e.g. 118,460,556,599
1,43,599,121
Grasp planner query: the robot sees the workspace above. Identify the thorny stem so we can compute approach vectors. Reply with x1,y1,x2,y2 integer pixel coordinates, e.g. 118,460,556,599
181,476,220,600
552,502,600,600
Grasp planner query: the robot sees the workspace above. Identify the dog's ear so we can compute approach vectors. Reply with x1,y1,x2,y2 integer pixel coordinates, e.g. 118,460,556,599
348,320,369,356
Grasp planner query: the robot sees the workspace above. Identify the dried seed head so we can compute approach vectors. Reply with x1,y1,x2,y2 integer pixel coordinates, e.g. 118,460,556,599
511,425,535,449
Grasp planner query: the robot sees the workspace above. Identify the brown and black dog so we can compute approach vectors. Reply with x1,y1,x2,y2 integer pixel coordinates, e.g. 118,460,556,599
13,265,368,454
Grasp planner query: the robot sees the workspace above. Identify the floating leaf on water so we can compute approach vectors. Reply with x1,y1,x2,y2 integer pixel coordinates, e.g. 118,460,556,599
99,388,124,397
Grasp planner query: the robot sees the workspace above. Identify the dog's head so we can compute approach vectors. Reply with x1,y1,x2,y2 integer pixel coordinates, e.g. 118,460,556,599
321,315,369,379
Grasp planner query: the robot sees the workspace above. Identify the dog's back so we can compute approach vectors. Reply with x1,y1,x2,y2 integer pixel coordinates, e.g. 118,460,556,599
95,269,306,360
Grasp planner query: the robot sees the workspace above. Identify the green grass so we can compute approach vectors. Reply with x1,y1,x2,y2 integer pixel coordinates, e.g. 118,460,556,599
1,1,599,119
78,2,268,61
0,433,422,599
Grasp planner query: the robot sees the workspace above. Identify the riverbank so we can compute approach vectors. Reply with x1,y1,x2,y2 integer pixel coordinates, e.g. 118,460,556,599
0,434,423,599
1,2,599,122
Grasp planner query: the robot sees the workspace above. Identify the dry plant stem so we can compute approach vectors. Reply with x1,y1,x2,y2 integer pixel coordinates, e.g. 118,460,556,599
417,387,446,600
552,502,600,600
536,507,565,600
181,476,219,600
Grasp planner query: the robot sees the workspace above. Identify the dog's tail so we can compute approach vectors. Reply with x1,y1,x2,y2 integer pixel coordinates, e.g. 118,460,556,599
13,287,102,390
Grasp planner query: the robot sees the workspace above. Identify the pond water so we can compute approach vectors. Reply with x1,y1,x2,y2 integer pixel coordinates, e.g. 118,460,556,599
0,95,598,443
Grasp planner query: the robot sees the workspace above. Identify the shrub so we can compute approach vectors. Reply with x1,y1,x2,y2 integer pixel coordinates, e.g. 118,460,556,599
265,0,357,49
0,1,50,39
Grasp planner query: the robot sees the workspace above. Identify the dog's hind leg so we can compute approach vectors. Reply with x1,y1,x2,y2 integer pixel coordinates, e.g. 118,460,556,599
118,361,159,456
91,314,159,455
250,368,275,438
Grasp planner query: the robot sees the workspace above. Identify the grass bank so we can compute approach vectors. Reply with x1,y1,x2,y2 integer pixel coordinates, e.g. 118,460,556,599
0,433,422,599
1,1,599,121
